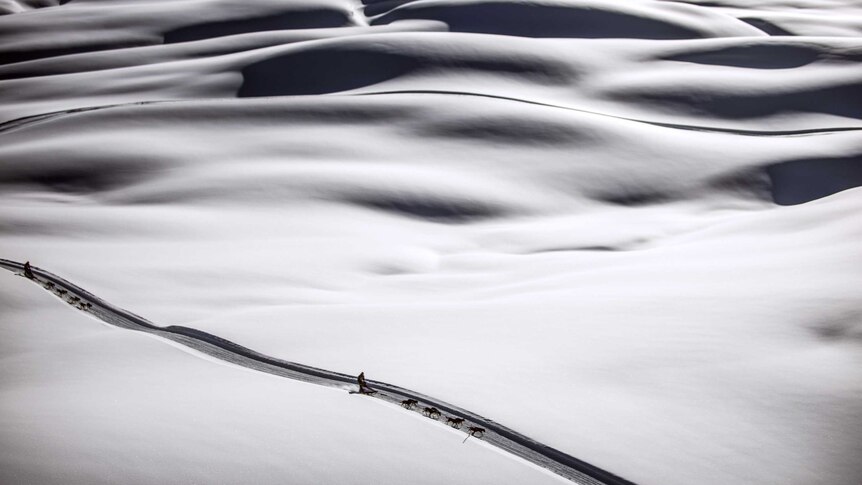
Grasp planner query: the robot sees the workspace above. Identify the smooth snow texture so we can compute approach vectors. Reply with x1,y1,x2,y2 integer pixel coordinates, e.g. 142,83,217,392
0,271,566,485
1,1,861,485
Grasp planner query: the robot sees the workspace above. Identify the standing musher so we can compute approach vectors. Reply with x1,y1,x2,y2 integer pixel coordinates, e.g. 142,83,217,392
23,261,35,279
356,371,377,395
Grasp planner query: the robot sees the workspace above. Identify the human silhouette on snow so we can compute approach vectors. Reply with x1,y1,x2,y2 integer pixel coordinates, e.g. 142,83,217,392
23,261,35,279
357,371,376,395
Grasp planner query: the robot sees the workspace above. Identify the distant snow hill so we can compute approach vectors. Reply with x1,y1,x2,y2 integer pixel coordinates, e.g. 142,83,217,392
1,1,860,485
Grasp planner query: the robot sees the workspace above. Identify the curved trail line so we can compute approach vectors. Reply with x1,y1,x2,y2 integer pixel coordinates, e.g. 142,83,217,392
0,259,635,485
352,89,862,137
2,92,860,138
0,100,175,135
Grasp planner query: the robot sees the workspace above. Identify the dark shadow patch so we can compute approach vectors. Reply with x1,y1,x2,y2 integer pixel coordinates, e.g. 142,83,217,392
528,245,620,254
612,81,862,120
363,0,416,16
767,156,862,205
372,1,704,39
239,47,420,97
345,194,504,222
810,312,862,342
0,40,153,66
164,10,351,44
664,44,826,69
1,163,156,194
245,105,417,124
238,43,570,97
420,117,586,145
594,188,674,206
705,165,773,201
739,17,793,36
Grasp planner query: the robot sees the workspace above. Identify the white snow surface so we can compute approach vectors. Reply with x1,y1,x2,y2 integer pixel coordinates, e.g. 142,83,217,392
1,1,861,485
0,271,566,485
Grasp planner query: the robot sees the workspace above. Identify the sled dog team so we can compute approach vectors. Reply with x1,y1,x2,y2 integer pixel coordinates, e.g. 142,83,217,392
358,372,485,438
22,262,488,441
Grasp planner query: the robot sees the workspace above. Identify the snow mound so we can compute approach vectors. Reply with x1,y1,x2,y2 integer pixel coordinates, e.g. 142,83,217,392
370,0,765,39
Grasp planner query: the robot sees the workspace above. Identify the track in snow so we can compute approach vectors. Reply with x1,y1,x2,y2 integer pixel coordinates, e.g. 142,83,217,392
2,92,860,138
0,259,635,485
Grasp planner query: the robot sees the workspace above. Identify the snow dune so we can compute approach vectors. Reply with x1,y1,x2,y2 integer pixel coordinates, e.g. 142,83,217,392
367,0,766,38
3,31,862,130
1,1,860,485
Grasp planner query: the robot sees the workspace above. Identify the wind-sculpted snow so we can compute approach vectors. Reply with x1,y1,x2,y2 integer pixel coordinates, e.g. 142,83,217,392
0,0,360,64
163,8,354,44
0,0,67,16
658,40,862,69
4,32,862,132
0,95,859,209
368,0,765,38
1,1,861,485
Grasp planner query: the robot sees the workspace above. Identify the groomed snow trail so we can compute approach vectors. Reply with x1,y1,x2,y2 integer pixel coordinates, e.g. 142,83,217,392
0,259,635,485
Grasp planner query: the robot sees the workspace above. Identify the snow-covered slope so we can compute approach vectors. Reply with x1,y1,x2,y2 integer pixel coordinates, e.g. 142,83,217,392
1,1,860,484
0,270,566,485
